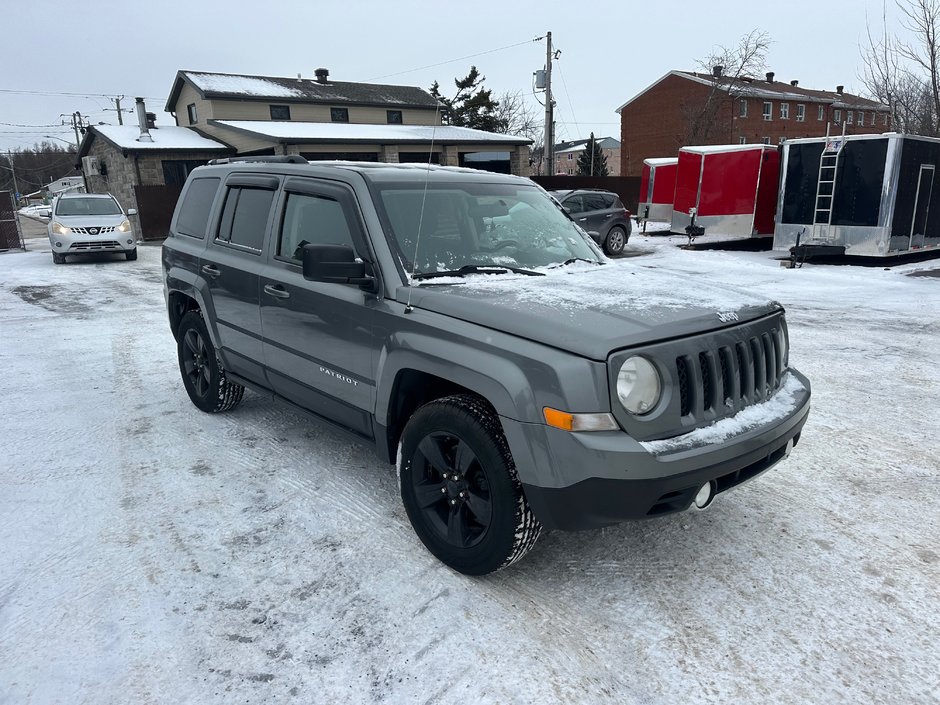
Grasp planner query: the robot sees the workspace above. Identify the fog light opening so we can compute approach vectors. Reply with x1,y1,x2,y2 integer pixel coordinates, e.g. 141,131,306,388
693,481,716,510
55,242,62,247
126,239,134,245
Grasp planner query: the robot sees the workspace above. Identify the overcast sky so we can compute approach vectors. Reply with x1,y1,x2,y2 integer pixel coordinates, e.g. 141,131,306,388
0,0,911,153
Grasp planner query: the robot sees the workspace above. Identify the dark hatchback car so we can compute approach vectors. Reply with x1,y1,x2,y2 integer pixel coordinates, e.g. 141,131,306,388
550,188,632,256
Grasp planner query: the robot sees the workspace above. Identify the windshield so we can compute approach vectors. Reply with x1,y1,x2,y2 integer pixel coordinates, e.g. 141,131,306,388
375,182,602,275
55,197,122,216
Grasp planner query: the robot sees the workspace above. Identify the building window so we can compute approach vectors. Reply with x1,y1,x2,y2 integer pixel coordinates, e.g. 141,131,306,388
761,137,771,145
739,99,748,117
796,104,805,122
884,112,890,126
780,103,790,119
386,110,403,124
847,111,854,125
739,136,747,144
567,153,573,160
779,136,787,144
269,105,291,120
858,111,865,126
762,102,772,121
834,109,842,124
330,107,349,123
818,105,825,121
187,103,197,124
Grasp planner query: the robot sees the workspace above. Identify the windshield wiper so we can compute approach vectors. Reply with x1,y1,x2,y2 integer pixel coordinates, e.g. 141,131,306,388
412,264,545,280
550,257,603,268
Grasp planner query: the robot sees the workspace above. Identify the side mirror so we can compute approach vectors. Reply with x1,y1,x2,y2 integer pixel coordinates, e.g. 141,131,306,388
302,244,376,291
127,208,138,215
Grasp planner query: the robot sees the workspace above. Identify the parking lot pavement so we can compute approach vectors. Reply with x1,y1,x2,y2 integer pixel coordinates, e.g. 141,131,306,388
1,245,938,704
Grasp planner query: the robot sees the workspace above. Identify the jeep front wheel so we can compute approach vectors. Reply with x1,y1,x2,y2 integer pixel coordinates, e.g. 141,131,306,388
399,395,542,575
177,311,244,413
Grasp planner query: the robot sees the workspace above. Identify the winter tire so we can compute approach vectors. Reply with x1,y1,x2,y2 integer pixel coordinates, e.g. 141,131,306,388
603,226,627,256
399,394,542,575
125,248,138,261
52,252,65,264
177,310,244,413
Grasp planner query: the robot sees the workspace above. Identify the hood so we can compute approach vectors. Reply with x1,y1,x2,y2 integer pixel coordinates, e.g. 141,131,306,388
399,262,780,360
54,214,126,226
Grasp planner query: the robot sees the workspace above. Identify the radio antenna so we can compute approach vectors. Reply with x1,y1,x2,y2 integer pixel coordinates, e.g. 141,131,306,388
404,100,441,313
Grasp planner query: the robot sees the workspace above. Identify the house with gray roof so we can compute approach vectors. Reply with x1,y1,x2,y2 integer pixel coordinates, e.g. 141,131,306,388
164,68,531,174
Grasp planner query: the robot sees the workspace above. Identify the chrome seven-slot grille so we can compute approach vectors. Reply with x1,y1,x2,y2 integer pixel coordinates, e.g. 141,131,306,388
675,326,787,419
69,226,116,235
72,241,122,250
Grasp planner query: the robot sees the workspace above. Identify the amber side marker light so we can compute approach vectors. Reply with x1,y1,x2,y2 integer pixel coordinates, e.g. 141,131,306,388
543,407,619,432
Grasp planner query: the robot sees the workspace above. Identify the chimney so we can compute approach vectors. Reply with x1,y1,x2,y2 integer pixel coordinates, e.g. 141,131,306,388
765,71,775,83
836,85,844,95
146,112,156,130
790,80,799,86
712,65,723,77
135,97,153,143
314,68,329,84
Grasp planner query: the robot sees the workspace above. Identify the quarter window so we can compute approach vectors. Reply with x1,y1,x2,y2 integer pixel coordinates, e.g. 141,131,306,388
176,177,219,239
277,192,355,261
762,102,772,121
330,107,349,123
216,187,275,252
270,105,291,120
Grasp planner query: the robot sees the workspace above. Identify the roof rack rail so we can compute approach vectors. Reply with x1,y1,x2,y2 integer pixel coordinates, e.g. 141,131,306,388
207,155,308,165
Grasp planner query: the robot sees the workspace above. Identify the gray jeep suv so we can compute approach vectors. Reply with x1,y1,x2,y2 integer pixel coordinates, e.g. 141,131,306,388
162,157,810,575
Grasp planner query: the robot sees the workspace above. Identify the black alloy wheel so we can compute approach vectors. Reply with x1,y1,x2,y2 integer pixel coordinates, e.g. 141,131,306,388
177,311,244,413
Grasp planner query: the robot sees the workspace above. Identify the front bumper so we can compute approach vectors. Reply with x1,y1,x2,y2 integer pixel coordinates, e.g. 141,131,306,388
505,369,811,530
49,231,136,254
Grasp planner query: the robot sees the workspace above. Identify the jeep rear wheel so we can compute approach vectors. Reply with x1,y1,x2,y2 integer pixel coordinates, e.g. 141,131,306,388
399,395,542,575
177,311,244,413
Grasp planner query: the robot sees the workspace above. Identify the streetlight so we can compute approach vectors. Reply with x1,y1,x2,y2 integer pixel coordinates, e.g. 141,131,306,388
44,135,77,150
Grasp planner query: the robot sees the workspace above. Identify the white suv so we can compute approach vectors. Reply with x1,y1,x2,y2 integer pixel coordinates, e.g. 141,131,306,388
48,193,138,264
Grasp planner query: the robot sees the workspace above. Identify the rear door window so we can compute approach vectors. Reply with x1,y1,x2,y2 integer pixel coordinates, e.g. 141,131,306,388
216,186,276,253
582,193,609,211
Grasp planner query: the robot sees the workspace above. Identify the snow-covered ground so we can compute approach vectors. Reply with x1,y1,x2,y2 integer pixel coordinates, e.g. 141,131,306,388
1,236,938,704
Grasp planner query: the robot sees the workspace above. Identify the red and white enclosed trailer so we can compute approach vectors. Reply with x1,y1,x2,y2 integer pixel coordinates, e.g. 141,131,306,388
637,157,678,224
671,144,780,238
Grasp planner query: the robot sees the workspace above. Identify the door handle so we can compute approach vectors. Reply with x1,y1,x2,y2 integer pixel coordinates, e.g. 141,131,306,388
577,217,588,222
263,284,290,299
201,264,220,277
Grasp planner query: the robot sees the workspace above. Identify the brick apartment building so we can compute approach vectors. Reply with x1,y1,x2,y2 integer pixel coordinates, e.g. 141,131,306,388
616,69,891,177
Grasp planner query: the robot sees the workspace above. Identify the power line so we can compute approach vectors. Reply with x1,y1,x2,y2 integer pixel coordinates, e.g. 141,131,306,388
0,88,162,100
0,121,63,128
364,37,543,82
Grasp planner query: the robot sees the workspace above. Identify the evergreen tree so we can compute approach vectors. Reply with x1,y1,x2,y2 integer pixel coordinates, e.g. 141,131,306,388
430,66,507,132
576,133,609,176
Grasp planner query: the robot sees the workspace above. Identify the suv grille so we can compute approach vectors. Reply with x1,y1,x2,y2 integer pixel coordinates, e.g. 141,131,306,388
676,328,785,419
69,226,116,235
72,240,121,250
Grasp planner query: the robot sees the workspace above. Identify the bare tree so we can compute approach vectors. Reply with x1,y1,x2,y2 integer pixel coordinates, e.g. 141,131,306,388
862,0,940,135
682,29,772,145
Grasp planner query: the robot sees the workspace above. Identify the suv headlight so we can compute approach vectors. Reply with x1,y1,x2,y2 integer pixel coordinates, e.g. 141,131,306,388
51,221,70,235
616,356,662,415
117,219,132,233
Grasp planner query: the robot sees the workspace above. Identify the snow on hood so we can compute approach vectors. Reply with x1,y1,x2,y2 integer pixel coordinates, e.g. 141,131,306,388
403,261,779,359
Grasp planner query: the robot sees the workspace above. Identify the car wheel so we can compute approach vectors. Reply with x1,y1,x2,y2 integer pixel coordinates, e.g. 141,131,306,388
125,248,138,261
177,311,244,413
604,226,627,256
52,252,65,264
399,394,542,575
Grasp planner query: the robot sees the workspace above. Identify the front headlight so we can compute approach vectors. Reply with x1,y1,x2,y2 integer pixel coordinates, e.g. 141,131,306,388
117,219,132,233
51,221,70,235
616,356,662,415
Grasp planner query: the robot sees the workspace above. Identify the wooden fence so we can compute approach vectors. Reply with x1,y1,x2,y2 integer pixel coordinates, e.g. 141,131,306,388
530,176,642,213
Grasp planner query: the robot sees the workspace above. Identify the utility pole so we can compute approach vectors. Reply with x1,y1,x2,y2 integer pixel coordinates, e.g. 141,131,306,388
108,95,128,125
543,31,554,175
5,151,21,204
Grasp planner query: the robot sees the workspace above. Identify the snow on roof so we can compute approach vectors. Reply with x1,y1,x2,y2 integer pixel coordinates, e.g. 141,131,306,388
212,120,531,145
644,157,678,166
93,125,229,151
681,143,774,155
187,72,306,98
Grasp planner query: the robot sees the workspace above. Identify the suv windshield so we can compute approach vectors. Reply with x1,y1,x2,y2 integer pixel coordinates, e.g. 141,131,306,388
375,182,601,275
56,198,122,216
